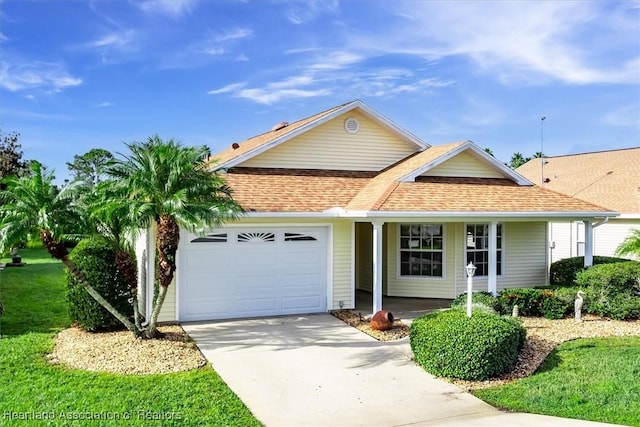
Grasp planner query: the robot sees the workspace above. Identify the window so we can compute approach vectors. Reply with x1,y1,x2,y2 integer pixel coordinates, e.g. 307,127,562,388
191,233,227,243
238,232,275,243
466,224,502,276
284,232,318,242
399,224,444,277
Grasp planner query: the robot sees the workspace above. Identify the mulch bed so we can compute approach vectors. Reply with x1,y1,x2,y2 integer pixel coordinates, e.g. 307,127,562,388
331,310,409,341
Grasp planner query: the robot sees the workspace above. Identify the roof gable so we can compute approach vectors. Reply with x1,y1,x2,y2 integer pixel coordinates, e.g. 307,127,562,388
517,147,640,214
239,109,421,171
213,100,429,170
399,141,532,185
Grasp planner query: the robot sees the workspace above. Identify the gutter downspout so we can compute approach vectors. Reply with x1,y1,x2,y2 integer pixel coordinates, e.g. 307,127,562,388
593,216,609,229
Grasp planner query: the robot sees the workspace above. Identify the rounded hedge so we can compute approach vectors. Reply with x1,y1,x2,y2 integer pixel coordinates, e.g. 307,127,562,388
575,261,640,320
410,309,526,381
550,256,629,287
66,237,133,331
451,291,502,314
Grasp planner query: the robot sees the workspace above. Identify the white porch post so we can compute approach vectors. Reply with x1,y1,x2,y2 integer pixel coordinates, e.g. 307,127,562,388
372,221,384,314
488,222,498,296
584,220,594,267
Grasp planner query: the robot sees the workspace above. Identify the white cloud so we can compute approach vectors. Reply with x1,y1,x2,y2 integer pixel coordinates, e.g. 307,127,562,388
214,27,253,43
82,30,136,49
286,0,339,24
236,88,331,105
95,101,113,108
356,1,640,86
308,51,363,70
0,32,8,43
138,0,196,18
601,103,640,127
208,82,247,95
0,60,82,92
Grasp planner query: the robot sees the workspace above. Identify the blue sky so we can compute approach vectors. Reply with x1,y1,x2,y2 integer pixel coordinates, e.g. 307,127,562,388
1,0,638,182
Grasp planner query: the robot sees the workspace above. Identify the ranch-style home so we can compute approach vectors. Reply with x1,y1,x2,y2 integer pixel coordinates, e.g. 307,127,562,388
136,100,617,323
517,147,640,263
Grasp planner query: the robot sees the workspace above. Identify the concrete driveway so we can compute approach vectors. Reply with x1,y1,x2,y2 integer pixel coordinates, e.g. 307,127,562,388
183,314,616,427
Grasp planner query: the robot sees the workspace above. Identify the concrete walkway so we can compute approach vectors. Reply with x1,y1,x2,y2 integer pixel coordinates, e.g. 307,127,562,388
183,314,618,427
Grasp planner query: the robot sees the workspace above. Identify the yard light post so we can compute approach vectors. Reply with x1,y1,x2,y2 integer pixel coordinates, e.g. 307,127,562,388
466,262,476,318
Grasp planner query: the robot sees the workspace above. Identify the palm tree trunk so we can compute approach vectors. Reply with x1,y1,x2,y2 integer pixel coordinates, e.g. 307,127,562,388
144,285,168,338
144,214,180,338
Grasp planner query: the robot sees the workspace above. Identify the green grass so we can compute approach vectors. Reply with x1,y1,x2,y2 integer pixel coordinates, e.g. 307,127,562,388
475,336,640,426
0,248,260,426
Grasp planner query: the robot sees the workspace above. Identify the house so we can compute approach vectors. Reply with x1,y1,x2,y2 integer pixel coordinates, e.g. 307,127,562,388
517,147,640,263
136,100,617,323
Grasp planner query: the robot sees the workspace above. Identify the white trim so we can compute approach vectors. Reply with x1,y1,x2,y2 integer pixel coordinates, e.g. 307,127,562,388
349,221,356,310
349,210,619,219
217,100,429,169
396,223,447,281
488,221,497,295
372,221,384,314
326,223,334,312
398,140,534,185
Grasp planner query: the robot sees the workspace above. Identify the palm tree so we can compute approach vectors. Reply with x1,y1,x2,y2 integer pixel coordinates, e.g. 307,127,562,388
616,229,640,259
0,161,137,331
107,136,241,338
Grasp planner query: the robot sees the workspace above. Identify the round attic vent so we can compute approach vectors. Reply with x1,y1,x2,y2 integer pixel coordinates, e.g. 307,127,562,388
344,117,360,134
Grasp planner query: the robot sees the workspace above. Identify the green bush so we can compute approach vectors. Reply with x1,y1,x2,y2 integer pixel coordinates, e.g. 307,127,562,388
66,237,133,331
451,291,502,313
550,256,629,287
576,261,640,320
498,288,570,319
410,309,526,381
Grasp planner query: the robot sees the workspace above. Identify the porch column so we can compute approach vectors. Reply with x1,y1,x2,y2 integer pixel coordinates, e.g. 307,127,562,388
372,221,384,314
488,222,498,296
584,220,594,267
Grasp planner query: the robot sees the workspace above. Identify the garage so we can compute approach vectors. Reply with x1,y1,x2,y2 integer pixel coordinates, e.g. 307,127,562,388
178,227,329,321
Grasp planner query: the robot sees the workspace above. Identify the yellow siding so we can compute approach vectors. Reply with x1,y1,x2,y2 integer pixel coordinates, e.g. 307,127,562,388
240,110,419,171
158,278,177,323
497,222,548,290
332,221,354,309
550,222,573,262
422,151,504,178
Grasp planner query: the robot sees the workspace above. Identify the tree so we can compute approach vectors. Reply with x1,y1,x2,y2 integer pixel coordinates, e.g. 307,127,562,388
66,148,114,186
0,161,137,332
507,152,528,169
615,229,640,259
483,148,495,157
0,131,27,179
107,136,242,338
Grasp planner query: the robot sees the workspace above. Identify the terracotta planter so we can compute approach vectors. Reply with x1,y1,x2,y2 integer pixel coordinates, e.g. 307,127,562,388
370,310,395,331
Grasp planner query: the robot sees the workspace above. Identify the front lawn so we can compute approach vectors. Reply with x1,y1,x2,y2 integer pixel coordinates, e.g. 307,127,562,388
0,248,260,426
475,335,640,426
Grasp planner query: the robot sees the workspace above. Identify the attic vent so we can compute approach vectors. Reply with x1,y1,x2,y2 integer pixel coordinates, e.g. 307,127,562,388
231,143,240,150
272,121,289,131
344,117,360,134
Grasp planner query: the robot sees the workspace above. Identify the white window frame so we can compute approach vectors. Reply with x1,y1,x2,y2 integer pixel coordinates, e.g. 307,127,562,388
465,223,504,277
397,223,446,279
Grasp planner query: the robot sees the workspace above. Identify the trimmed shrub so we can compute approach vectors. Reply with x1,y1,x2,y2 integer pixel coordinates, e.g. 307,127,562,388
451,291,502,313
498,288,570,319
66,237,133,331
575,261,640,320
550,256,629,287
410,309,526,381
553,286,586,315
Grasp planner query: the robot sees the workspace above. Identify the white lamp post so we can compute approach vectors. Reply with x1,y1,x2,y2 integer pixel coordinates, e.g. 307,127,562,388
466,262,477,318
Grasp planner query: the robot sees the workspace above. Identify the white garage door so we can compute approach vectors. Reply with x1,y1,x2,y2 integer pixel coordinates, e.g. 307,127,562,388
179,227,328,321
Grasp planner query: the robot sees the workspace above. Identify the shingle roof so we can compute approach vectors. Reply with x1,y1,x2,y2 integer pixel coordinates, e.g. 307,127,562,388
516,147,640,214
224,168,374,212
378,177,611,212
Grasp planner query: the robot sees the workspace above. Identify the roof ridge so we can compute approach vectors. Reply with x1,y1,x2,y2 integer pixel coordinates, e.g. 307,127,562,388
543,146,640,159
371,181,400,210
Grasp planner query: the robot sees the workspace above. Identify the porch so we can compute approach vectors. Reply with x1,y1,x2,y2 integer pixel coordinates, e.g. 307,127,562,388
353,290,451,323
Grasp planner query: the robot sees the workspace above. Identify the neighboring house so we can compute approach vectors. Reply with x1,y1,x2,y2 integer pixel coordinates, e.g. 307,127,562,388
137,100,616,323
517,148,640,263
